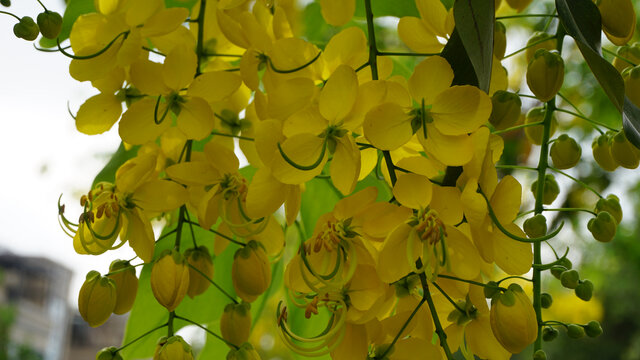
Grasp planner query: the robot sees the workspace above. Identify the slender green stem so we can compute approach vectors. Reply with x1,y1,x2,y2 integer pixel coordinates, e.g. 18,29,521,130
184,211,198,248
211,130,255,141
555,108,615,132
548,167,603,198
184,220,247,247
104,262,146,277
496,275,532,285
495,164,538,171
377,296,426,359
603,47,637,66
503,35,557,59
175,206,186,251
186,263,238,304
168,311,175,337
419,269,454,359
143,46,166,57
277,141,326,170
36,0,48,11
157,229,177,243
35,44,71,52
355,61,370,72
431,281,465,313
492,121,544,135
544,207,597,216
378,51,439,57
0,10,21,21
56,32,128,59
267,51,322,73
174,314,239,349
437,274,507,291
115,322,167,352
195,0,206,76
496,14,557,20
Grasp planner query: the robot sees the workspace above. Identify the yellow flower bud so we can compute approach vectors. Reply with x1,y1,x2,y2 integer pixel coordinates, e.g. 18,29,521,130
226,343,262,360
505,0,532,13
221,302,252,347
588,211,617,242
610,130,640,169
525,32,557,63
185,246,214,298
154,336,194,360
550,134,581,169
96,347,123,360
490,284,537,354
108,260,138,315
489,90,522,130
524,107,558,145
150,250,190,312
595,194,623,224
526,49,564,103
78,271,117,327
592,132,619,171
598,0,636,46
613,43,640,72
494,22,507,60
232,240,271,303
623,66,640,107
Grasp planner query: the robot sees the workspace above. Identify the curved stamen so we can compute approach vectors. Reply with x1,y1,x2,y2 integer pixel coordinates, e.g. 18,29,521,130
56,31,129,60
154,95,171,125
267,51,322,74
34,43,71,52
277,140,327,171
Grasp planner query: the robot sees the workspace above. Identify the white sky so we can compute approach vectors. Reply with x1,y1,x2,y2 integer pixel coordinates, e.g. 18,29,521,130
0,0,136,305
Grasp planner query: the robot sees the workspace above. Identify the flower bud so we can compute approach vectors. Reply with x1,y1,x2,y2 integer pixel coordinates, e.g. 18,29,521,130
489,90,522,130
78,271,117,327
542,326,558,342
550,265,567,280
595,194,623,224
592,132,618,171
490,284,537,354
558,257,573,270
525,32,557,63
550,134,581,169
505,0,533,13
226,343,262,360
567,324,586,339
36,11,62,39
598,0,636,45
13,16,39,41
232,240,271,303
575,279,594,301
531,174,560,205
221,302,252,347
560,269,580,289
585,320,603,337
588,211,617,243
184,246,214,298
0,0,10,7
613,43,640,72
527,49,564,103
523,214,547,238
96,347,123,360
154,336,194,360
150,250,190,311
610,130,640,169
533,350,547,360
484,281,501,299
540,293,553,309
524,107,558,145
494,21,507,60
623,66,640,107
108,260,138,315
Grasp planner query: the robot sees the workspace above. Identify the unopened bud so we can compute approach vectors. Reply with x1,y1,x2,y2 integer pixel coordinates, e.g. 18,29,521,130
108,260,138,315
37,11,62,39
232,240,271,303
489,90,522,130
540,293,553,308
13,16,39,41
592,132,618,171
595,194,623,224
550,134,581,169
567,324,586,339
505,0,533,13
575,279,594,301
598,0,636,45
523,214,547,238
542,326,559,341
533,349,547,360
588,211,617,243
78,271,116,327
150,250,190,311
494,21,507,60
221,302,252,347
525,32,557,63
560,269,580,289
96,347,123,360
185,246,214,298
584,320,603,337
524,107,558,145
527,49,564,103
610,130,640,169
531,174,560,205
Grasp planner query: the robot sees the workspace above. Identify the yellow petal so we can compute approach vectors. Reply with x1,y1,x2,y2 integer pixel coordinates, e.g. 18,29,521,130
119,98,171,145
330,136,361,195
333,186,378,220
187,71,242,102
166,162,220,186
198,187,221,230
363,102,413,150
163,45,197,90
446,225,481,280
76,93,122,135
267,77,317,120
398,16,444,53
254,119,284,166
177,97,215,140
490,175,521,224
283,105,327,138
271,134,327,184
245,167,286,218
132,180,188,212
493,224,533,275
430,186,463,225
377,224,415,283
320,65,358,123
124,208,155,262
431,85,492,136
393,173,432,209
319,0,356,27
420,126,474,166
393,337,442,360
415,0,450,37
130,59,170,96
409,56,453,104
322,26,368,73
204,141,239,174
141,8,189,37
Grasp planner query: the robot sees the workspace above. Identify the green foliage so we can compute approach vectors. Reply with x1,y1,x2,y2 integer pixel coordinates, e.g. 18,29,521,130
92,143,139,188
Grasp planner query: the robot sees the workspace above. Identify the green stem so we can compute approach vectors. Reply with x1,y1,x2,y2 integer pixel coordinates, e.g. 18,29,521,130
431,281,466,313
437,274,506,291
157,229,178,243
116,322,167,352
555,108,615,132
419,269,454,359
492,121,545,135
378,51,439,57
267,51,322,74
0,10,21,21
104,262,146,277
36,0,48,11
377,296,426,359
174,206,186,251
174,314,239,349
496,275,532,285
211,130,255,141
496,13,557,20
603,47,637,66
196,0,206,76
185,220,247,247
186,263,238,304
548,167,603,198
544,207,597,216
495,164,538,171
203,52,242,58
56,32,128,60
503,35,557,59
168,311,175,337
184,211,198,248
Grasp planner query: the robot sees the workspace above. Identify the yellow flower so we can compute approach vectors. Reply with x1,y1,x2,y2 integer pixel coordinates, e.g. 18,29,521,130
397,0,454,53
232,240,271,303
78,271,117,327
150,250,190,311
490,283,537,354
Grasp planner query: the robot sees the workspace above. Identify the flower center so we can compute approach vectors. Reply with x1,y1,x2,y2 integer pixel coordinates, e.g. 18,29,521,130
305,218,357,254
413,209,447,245
219,173,247,200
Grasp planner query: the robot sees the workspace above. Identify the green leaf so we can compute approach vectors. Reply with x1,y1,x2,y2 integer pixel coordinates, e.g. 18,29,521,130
453,0,494,92
354,0,418,18
441,29,478,86
165,0,198,9
92,143,138,188
39,0,95,48
556,0,640,147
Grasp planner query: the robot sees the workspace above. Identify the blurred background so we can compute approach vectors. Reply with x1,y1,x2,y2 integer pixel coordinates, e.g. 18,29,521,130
0,0,639,359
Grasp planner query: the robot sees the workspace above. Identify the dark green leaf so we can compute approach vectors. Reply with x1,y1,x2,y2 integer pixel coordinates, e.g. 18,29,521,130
556,0,640,148
441,29,478,86
354,0,418,18
39,0,95,48
453,0,494,92
92,143,138,188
